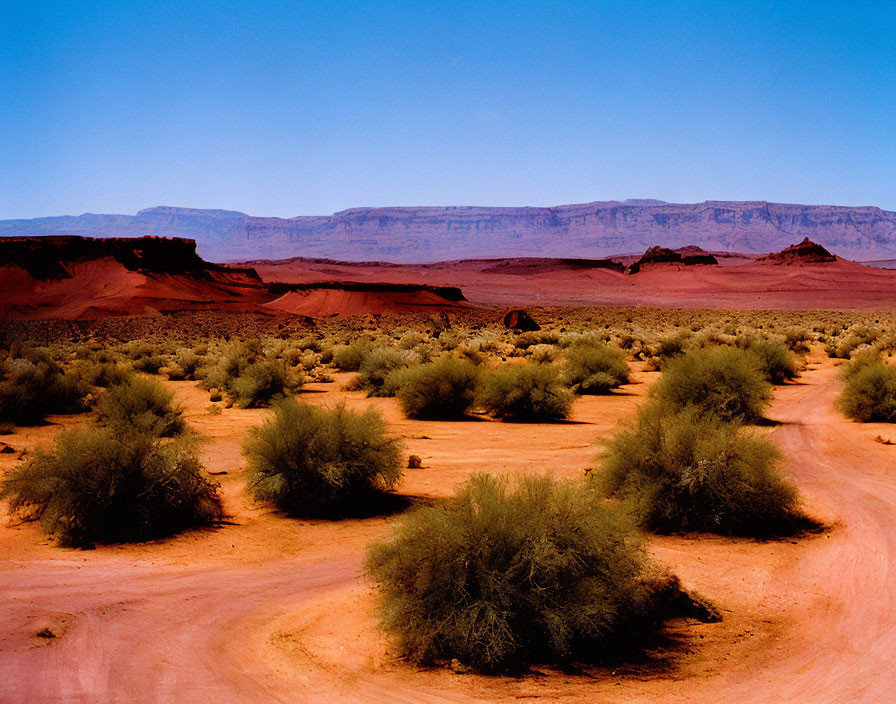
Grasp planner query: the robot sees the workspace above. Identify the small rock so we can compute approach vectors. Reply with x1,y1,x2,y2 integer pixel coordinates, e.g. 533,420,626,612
450,658,472,674
408,455,423,469
503,309,540,332
209,388,222,402
0,443,14,454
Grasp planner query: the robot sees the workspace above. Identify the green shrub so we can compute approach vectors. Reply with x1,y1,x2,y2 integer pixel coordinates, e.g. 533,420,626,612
478,363,573,422
229,359,293,407
96,375,186,437
396,358,480,419
358,347,421,397
203,341,297,407
367,473,669,672
837,354,896,422
647,331,692,369
652,346,772,423
79,360,132,388
244,399,403,516
825,326,878,359
167,348,203,380
783,328,812,354
563,342,629,394
598,405,806,536
0,356,89,425
332,340,374,371
743,339,800,384
0,427,223,547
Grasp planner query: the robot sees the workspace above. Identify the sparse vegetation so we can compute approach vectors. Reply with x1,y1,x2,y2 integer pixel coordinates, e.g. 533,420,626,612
478,363,573,422
837,353,896,422
0,427,223,547
244,398,403,516
367,473,671,672
358,347,421,397
203,340,297,407
96,374,186,437
396,357,480,419
652,346,772,423
0,353,90,425
598,404,807,536
742,338,801,384
562,341,629,394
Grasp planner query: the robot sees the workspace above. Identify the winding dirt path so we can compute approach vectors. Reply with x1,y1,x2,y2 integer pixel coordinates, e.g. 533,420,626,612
1,362,894,702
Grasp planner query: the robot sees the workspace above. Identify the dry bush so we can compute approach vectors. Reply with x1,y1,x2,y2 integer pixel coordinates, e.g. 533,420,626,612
563,341,629,394
652,346,772,423
204,340,297,407
599,404,807,536
244,398,403,516
0,428,222,547
396,357,480,419
96,374,186,437
837,353,896,422
358,347,421,397
741,338,800,384
0,355,90,425
331,340,375,371
367,473,671,672
478,363,573,422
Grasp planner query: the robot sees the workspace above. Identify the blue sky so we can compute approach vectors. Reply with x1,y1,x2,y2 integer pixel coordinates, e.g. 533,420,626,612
2,1,894,218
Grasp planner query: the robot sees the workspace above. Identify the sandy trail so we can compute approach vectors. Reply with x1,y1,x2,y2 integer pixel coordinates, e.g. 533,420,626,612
1,362,894,702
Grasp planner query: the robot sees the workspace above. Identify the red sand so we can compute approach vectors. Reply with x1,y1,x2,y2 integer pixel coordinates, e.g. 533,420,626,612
0,259,271,320
265,288,470,316
1,359,894,702
247,255,896,309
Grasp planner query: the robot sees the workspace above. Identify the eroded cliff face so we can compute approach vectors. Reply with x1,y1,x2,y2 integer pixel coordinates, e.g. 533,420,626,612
2,200,894,263
0,235,262,284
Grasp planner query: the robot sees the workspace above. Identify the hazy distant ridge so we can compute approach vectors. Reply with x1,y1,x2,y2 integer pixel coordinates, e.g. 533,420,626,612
2,200,895,263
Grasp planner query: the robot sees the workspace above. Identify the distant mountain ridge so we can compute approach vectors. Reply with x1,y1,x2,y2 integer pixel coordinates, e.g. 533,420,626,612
2,200,895,263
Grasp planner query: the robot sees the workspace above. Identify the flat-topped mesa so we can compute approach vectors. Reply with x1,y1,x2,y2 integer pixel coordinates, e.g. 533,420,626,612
629,245,719,273
0,235,262,284
760,237,837,264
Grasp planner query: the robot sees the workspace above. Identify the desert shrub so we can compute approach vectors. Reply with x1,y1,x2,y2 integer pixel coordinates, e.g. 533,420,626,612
78,360,132,388
243,398,403,516
167,348,203,380
743,339,800,384
203,341,297,407
396,358,480,419
332,340,374,371
652,346,772,423
0,427,223,547
478,363,573,422
599,405,806,536
229,359,293,407
366,473,667,672
837,354,896,422
646,331,692,369
783,328,812,354
563,342,629,394
358,347,421,397
0,356,89,425
825,326,878,359
96,374,186,437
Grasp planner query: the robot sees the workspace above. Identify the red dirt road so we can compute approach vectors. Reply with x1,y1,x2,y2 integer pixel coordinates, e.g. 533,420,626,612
1,363,894,702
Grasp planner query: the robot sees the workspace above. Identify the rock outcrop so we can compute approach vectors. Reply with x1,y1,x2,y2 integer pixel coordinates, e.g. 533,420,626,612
760,238,837,264
503,309,540,332
629,245,719,273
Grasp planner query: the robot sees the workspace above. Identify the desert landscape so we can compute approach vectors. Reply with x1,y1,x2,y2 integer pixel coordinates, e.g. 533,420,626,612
4,2,895,702
2,232,896,702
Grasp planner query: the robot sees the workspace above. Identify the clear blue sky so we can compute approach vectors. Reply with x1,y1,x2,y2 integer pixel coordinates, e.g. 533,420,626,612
2,0,894,219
